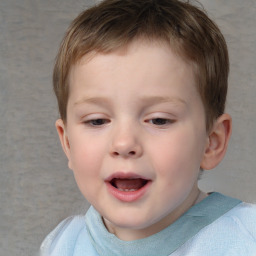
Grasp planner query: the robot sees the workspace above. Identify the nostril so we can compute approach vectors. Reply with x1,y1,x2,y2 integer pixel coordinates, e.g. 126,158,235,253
112,151,136,157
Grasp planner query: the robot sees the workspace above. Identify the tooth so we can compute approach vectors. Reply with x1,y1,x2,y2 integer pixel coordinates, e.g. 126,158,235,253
117,188,137,192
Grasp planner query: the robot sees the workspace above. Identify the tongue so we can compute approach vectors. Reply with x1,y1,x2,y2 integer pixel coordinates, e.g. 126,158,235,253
112,178,147,190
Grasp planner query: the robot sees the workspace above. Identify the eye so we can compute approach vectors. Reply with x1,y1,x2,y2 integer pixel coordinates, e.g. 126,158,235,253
147,118,174,126
85,118,110,126
151,118,170,125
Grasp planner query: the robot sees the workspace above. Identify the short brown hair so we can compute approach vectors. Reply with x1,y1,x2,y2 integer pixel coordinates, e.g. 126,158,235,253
53,0,229,130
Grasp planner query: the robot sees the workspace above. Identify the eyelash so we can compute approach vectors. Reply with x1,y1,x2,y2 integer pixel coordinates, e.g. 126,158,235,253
147,118,174,126
84,118,110,126
83,117,175,127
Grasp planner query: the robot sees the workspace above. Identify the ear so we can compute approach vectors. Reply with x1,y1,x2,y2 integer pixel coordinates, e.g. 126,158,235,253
55,119,73,170
200,113,232,170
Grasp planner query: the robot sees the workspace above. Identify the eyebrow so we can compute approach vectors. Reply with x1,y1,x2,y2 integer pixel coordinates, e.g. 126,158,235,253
138,96,187,106
74,97,111,106
74,96,186,107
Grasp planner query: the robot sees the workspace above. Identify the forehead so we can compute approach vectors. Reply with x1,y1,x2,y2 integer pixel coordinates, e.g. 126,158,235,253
71,39,195,82
68,40,198,106
72,38,194,71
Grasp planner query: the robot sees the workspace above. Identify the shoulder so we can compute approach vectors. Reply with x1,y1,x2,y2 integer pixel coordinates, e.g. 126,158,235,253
188,202,256,255
209,202,256,254
40,215,97,256
223,202,256,239
173,201,256,255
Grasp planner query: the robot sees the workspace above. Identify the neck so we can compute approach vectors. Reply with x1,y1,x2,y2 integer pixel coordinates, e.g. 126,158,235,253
103,187,207,241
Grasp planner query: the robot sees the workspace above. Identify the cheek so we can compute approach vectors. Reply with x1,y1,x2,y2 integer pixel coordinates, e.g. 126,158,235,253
150,128,205,178
68,134,106,175
68,136,106,202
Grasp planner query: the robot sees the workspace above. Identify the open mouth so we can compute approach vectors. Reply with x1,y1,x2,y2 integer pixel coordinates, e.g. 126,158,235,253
110,178,148,192
105,173,151,202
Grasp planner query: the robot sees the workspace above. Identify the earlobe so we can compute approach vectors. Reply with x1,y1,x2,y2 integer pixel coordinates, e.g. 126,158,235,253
55,119,72,169
200,114,232,170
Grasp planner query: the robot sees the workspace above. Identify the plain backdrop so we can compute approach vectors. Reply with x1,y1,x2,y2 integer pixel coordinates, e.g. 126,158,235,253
0,0,255,255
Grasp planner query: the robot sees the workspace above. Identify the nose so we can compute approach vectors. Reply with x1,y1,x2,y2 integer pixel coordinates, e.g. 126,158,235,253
110,125,143,158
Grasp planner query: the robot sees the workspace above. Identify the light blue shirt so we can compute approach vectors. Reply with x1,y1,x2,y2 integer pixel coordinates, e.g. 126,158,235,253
40,193,256,255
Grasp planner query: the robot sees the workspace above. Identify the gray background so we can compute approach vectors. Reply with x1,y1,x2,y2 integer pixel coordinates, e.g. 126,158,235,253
0,0,255,255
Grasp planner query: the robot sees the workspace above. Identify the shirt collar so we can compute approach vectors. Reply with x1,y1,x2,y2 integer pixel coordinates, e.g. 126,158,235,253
85,192,241,256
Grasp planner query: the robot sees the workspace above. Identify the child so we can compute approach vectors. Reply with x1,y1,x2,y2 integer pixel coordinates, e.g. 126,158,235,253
40,0,256,255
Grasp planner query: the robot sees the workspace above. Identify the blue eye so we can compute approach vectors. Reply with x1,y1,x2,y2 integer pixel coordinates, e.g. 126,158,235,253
86,119,109,126
150,118,171,125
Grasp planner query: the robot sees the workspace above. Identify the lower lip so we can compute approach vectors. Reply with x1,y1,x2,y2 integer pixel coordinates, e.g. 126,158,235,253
105,181,151,202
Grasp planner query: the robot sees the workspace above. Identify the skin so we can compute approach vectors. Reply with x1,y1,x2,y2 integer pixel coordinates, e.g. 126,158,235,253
56,40,232,241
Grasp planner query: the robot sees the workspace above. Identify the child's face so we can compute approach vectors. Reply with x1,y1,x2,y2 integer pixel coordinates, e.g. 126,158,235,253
59,40,209,240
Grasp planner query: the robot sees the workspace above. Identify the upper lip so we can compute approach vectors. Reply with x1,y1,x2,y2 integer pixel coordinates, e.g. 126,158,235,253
105,172,150,182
